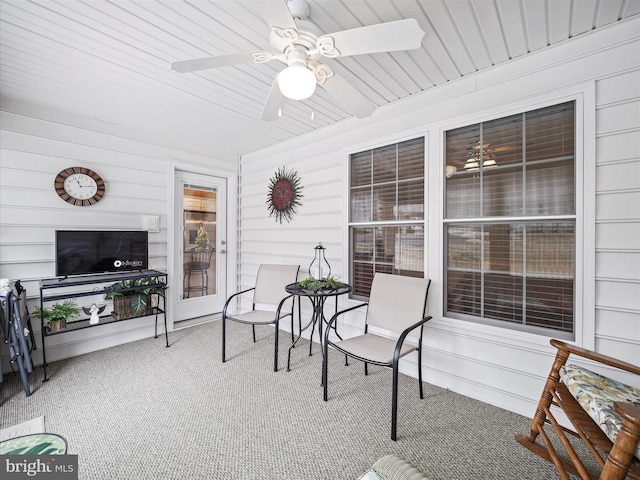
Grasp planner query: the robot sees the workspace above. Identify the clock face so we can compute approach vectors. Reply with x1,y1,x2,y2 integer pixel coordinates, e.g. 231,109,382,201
54,167,105,206
64,174,98,199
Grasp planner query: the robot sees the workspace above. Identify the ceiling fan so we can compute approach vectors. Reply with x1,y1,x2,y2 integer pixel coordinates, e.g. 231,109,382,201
170,0,425,121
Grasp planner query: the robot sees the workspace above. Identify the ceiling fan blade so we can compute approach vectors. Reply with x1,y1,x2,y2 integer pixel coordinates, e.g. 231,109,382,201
260,77,287,121
171,53,257,73
317,19,425,58
247,0,297,30
320,71,376,119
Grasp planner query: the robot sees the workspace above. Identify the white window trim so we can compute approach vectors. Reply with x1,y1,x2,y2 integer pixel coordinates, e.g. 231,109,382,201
429,82,596,349
341,129,430,298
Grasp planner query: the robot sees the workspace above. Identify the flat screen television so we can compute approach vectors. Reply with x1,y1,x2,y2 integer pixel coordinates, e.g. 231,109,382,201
55,230,148,277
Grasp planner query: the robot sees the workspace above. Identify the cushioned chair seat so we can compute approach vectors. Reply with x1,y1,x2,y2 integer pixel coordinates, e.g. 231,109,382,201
560,364,640,459
358,454,432,480
336,333,416,364
0,433,67,455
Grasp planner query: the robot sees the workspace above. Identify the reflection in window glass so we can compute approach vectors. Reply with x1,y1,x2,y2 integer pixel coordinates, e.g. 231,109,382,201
349,137,425,299
444,102,576,336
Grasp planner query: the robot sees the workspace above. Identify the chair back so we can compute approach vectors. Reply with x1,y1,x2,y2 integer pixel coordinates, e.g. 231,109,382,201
186,244,215,269
4,291,34,395
253,264,300,305
15,289,29,324
366,273,430,336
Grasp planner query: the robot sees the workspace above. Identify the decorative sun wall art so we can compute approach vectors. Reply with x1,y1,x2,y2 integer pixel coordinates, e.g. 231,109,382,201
266,167,303,223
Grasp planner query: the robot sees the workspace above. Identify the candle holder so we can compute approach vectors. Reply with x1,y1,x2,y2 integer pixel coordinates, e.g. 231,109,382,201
309,242,331,280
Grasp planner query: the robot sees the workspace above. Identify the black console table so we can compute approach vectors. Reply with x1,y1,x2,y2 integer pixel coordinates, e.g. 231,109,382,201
39,269,168,381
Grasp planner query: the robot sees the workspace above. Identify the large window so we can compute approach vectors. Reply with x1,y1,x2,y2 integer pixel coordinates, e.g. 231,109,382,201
444,102,575,336
349,137,425,299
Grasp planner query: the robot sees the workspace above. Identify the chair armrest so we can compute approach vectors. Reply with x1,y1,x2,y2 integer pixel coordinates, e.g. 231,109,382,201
600,402,640,479
222,287,256,316
393,316,433,364
616,402,640,426
274,294,295,319
550,339,640,375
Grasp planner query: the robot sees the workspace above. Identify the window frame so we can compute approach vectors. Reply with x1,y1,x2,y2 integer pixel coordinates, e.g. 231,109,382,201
434,86,595,346
344,132,428,302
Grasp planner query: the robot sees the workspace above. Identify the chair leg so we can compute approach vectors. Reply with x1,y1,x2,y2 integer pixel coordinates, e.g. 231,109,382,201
221,316,226,362
527,346,570,442
252,325,256,343
202,270,208,296
322,340,329,401
391,361,399,441
290,299,296,344
364,362,368,376
417,344,424,399
273,321,279,372
297,299,302,340
309,320,316,356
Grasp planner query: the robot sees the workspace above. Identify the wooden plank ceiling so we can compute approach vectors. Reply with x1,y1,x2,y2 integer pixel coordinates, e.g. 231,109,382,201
1,0,638,161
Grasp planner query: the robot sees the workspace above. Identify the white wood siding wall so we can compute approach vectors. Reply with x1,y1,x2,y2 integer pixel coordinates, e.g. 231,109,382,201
594,69,640,356
239,18,640,417
0,98,237,369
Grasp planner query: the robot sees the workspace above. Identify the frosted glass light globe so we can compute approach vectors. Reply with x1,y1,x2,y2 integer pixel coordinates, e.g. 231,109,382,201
278,65,316,100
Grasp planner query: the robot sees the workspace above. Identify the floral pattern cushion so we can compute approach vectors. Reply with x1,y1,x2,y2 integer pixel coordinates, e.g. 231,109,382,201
0,433,67,455
560,364,640,459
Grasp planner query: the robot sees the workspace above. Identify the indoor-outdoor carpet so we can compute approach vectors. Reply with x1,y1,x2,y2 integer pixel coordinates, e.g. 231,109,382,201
0,320,585,480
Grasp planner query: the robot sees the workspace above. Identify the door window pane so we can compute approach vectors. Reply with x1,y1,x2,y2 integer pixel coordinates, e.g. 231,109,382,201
182,185,217,299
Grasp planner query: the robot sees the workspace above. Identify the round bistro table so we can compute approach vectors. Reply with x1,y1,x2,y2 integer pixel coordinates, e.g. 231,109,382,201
285,281,352,372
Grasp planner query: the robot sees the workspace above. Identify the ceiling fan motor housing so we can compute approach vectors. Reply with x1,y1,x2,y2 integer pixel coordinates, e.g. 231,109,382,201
269,19,322,64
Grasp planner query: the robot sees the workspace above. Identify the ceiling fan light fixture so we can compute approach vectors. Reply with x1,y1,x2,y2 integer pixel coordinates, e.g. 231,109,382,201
278,64,316,100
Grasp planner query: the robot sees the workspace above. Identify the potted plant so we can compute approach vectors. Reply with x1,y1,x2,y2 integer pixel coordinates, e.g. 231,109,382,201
104,276,165,320
34,300,80,333
298,276,341,291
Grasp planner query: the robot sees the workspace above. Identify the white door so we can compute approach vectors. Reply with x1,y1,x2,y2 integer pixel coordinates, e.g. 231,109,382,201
173,170,227,322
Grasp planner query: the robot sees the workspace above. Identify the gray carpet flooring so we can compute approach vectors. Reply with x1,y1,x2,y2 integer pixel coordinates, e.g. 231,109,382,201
1,320,573,479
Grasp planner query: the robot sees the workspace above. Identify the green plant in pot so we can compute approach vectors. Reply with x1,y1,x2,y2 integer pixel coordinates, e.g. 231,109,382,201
298,276,341,291
34,300,80,332
104,276,165,320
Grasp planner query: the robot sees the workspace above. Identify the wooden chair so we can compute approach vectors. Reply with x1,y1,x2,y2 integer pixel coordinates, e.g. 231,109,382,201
322,273,432,441
222,264,299,372
516,339,640,480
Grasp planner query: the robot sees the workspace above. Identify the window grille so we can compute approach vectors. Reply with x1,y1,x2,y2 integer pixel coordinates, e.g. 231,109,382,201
444,101,576,335
349,137,425,299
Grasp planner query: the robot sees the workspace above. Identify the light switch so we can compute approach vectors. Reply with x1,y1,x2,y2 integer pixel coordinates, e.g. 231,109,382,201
142,215,160,232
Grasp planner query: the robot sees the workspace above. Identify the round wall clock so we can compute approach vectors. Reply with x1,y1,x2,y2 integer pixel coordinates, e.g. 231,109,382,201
54,167,105,206
266,167,303,223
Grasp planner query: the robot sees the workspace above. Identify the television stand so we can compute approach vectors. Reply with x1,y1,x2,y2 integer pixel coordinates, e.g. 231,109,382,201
39,269,168,381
